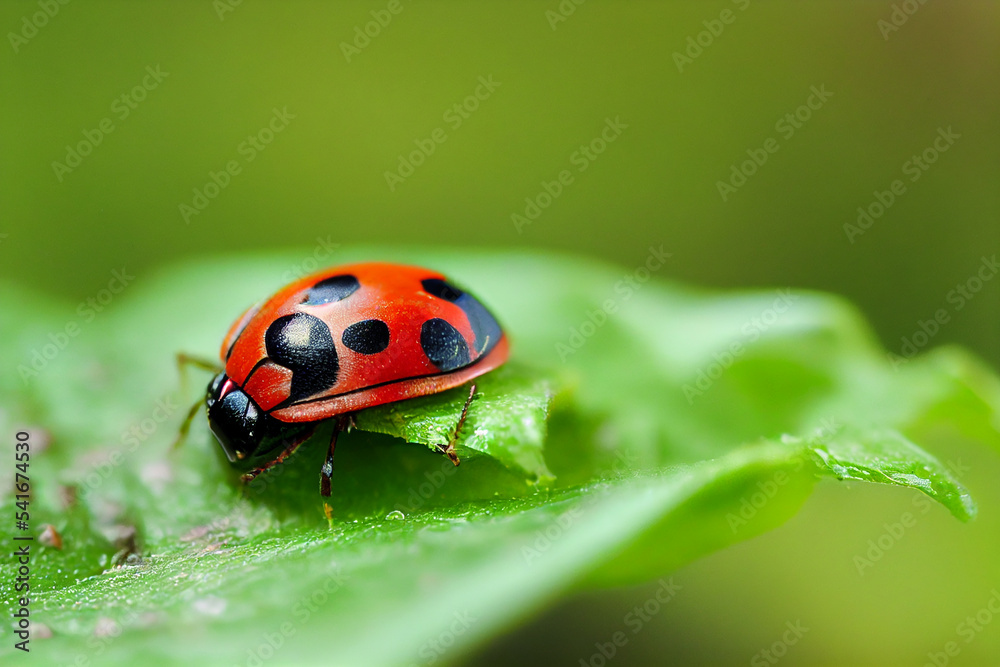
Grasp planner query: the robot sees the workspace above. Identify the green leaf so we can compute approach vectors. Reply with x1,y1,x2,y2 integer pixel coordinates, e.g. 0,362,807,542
354,363,555,483
807,427,975,520
2,247,998,665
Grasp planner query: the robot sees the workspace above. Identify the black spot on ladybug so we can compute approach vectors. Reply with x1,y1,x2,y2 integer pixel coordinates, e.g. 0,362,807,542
420,318,471,371
302,274,360,306
342,319,390,355
422,278,502,357
265,313,340,401
459,298,503,356
422,278,463,302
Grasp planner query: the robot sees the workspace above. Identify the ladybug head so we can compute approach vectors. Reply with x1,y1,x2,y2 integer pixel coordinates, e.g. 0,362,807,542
205,372,307,471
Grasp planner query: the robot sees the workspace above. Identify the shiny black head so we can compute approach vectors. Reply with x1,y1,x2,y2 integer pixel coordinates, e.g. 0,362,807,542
206,372,309,471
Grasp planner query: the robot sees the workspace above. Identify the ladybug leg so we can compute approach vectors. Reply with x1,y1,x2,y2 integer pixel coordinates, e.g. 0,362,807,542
240,425,317,484
439,383,477,466
320,416,350,497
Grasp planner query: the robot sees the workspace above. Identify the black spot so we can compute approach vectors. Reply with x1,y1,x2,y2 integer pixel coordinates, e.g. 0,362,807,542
342,319,391,355
265,313,339,401
457,297,503,356
422,278,463,302
420,318,470,371
422,278,502,356
302,274,360,306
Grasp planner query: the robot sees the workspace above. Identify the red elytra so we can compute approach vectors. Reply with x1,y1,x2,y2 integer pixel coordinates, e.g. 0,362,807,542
200,262,509,497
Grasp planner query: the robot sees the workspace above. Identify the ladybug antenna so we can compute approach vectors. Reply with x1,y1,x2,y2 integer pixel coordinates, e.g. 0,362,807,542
171,398,203,451
175,352,223,395
171,352,221,451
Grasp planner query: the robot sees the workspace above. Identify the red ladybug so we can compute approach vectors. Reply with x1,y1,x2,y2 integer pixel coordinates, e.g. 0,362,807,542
180,262,508,497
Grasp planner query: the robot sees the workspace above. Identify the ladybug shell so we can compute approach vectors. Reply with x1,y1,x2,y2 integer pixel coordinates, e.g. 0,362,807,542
219,262,509,423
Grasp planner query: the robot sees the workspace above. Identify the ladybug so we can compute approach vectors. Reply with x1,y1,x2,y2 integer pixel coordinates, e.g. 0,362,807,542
177,262,509,497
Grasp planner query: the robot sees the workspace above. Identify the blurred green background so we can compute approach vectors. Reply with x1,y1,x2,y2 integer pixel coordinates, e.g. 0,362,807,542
2,1,998,664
